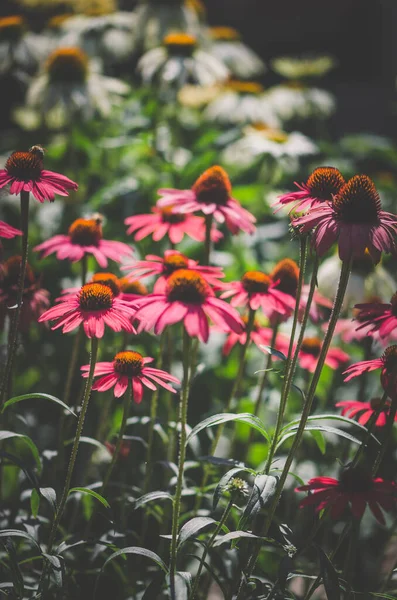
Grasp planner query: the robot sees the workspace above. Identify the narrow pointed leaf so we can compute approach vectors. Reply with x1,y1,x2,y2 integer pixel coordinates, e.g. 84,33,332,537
2,393,77,417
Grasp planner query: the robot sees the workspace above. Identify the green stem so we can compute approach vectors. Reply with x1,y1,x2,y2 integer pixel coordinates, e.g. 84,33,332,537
342,518,361,599
0,191,30,406
264,253,319,475
252,321,279,418
284,237,308,367
203,214,213,266
239,258,351,596
189,496,234,600
169,329,192,598
372,392,397,476
47,337,99,551
351,390,388,469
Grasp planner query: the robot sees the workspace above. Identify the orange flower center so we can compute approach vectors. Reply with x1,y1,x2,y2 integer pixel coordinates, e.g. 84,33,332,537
306,166,345,201
241,271,271,295
226,80,264,95
166,269,209,304
270,259,299,297
390,292,397,317
2,255,35,289
339,465,373,493
68,218,102,246
162,253,189,276
209,26,240,41
333,175,381,225
382,345,397,372
192,166,232,206
113,350,144,376
370,396,390,411
0,16,25,39
160,206,186,224
163,32,197,56
5,149,43,181
78,283,114,311
46,47,89,84
91,272,121,296
301,337,322,357
47,14,74,29
119,277,148,295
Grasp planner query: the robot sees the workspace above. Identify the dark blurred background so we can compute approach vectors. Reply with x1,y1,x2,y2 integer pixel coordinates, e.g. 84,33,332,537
1,0,396,136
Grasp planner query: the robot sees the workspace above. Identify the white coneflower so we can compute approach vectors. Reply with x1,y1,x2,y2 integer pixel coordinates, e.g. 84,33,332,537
0,15,50,80
208,26,265,79
17,46,130,129
138,32,228,90
266,83,336,122
271,54,336,80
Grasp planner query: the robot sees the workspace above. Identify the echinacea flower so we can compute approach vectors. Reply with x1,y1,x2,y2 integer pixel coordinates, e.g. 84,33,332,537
296,465,396,524
38,282,136,338
293,175,397,261
220,270,295,318
34,216,133,268
266,84,336,123
0,146,78,203
275,166,345,213
133,269,244,343
208,27,265,79
157,166,256,235
336,397,396,427
105,440,131,460
297,336,349,373
81,350,180,401
138,32,228,89
354,293,397,340
344,345,397,398
0,221,22,238
122,249,224,293
0,256,50,333
222,316,289,356
125,205,221,244
0,15,49,80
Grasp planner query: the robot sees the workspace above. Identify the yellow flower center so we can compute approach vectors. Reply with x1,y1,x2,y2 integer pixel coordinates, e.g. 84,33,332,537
226,80,264,95
78,283,114,311
113,351,144,376
46,14,74,29
209,26,240,41
301,337,322,357
163,32,197,56
68,218,103,246
119,277,148,296
306,167,345,201
241,271,271,295
0,16,25,39
5,149,43,181
333,175,381,225
166,269,209,304
90,272,121,296
250,124,289,143
46,47,89,84
192,165,232,206
162,253,189,275
270,259,299,297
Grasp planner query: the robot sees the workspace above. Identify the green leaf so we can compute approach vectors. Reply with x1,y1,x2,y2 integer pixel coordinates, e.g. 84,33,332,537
30,489,40,518
259,345,287,361
64,436,111,453
0,431,41,472
4,538,24,598
186,413,270,445
310,430,326,454
133,491,173,510
2,393,77,417
40,487,57,513
213,531,264,547
0,529,41,553
282,414,380,442
42,554,63,589
276,425,365,450
240,474,278,527
212,467,254,511
68,487,110,509
178,517,216,549
173,571,192,600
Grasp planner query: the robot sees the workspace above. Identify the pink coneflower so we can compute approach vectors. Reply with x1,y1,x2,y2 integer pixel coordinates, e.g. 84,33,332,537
125,205,222,244
344,345,397,398
0,146,78,203
34,216,133,268
336,397,396,427
220,270,295,317
0,221,22,239
296,466,397,524
293,175,397,261
38,282,136,338
156,166,256,235
354,293,397,340
105,440,131,460
275,166,345,213
333,317,374,343
0,256,50,333
81,350,180,402
297,336,349,373
122,250,224,293
133,269,244,343
222,317,289,356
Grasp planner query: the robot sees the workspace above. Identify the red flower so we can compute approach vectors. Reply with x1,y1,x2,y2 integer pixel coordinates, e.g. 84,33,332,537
125,205,222,244
34,216,133,268
292,175,397,261
156,166,256,235
133,269,244,343
336,397,396,427
296,466,397,524
275,166,345,213
0,221,22,239
297,336,349,373
82,350,180,401
222,318,289,356
0,146,78,203
38,282,136,338
354,293,397,340
344,345,397,399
